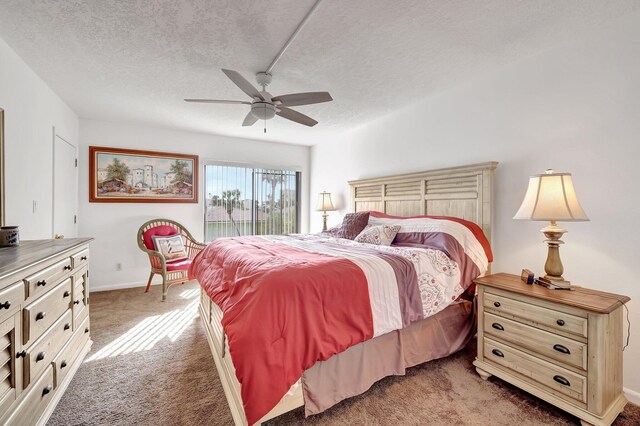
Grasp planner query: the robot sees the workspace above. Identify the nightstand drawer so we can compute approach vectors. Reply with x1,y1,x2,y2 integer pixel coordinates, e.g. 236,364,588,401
484,291,587,339
483,337,586,406
484,312,587,370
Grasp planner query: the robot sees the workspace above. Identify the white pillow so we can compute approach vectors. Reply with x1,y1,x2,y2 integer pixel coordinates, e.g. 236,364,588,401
354,225,400,246
152,234,188,261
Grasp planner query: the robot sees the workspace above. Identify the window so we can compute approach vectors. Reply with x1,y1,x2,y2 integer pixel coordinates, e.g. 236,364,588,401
204,164,300,241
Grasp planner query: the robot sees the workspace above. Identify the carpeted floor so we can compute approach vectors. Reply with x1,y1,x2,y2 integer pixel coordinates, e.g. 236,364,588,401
48,281,639,426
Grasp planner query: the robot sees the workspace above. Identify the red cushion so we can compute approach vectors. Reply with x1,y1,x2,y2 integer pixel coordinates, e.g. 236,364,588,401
166,258,192,271
142,225,179,250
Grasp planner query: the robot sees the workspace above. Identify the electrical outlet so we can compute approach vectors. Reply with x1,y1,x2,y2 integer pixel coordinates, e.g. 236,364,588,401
32,200,37,213
116,263,122,271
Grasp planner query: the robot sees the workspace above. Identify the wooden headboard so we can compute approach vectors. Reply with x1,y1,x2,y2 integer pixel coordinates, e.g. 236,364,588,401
349,162,498,244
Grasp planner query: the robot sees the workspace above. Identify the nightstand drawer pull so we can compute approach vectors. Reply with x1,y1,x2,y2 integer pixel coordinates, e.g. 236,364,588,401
553,375,570,386
493,301,501,308
491,323,504,331
553,344,571,355
556,319,565,326
491,349,504,358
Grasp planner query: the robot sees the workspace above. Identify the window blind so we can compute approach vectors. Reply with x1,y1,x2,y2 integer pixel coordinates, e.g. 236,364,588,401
204,164,300,241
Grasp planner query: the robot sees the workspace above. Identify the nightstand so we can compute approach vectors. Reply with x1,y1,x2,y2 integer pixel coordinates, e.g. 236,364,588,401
473,273,630,426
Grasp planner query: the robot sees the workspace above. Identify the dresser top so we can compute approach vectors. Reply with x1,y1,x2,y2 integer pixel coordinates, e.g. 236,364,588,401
475,273,630,314
0,238,93,280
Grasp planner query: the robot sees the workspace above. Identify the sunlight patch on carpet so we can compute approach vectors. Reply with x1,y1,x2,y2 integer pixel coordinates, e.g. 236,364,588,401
179,288,200,299
85,299,199,362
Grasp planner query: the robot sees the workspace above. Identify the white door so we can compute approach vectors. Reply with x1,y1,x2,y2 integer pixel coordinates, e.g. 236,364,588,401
53,134,77,239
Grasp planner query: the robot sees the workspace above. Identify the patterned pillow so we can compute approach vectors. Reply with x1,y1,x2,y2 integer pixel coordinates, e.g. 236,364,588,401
354,224,401,246
335,212,370,240
152,234,188,261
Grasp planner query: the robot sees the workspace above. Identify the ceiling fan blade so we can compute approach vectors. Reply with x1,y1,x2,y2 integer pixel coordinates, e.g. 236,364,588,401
276,106,318,127
242,111,258,127
184,99,251,105
272,92,332,107
222,69,264,101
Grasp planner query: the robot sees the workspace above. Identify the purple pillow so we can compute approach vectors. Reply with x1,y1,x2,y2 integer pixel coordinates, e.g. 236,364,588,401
336,212,370,240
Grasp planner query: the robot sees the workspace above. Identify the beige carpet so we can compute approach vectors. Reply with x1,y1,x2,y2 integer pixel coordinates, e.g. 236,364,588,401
48,281,639,426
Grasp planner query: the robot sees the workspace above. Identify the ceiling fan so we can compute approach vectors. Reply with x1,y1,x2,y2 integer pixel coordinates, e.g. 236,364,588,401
184,0,332,131
185,69,332,128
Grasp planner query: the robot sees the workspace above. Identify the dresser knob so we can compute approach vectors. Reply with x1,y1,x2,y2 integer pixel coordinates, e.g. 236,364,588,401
491,323,504,331
61,361,68,369
80,256,87,261
556,319,565,326
0,301,10,310
73,300,80,305
35,312,47,321
36,351,46,362
493,301,501,308
491,349,504,358
553,375,570,386
42,385,53,396
36,280,47,287
16,350,26,358
85,327,90,334
64,323,71,331
553,344,571,355
64,265,72,271
63,291,70,298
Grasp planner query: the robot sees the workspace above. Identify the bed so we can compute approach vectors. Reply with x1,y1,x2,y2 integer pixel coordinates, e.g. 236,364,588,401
192,162,497,425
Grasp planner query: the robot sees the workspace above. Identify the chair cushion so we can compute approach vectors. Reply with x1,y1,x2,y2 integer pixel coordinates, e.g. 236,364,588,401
142,225,179,250
165,258,192,271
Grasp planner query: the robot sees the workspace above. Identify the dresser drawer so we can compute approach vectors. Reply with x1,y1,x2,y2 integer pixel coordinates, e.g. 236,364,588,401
24,258,72,300
54,316,90,388
71,249,89,270
5,365,54,426
484,291,587,339
484,312,587,371
483,337,586,406
23,278,72,346
24,310,73,387
0,282,24,324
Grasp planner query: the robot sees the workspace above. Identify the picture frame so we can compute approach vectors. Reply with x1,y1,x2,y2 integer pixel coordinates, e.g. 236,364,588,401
89,146,198,203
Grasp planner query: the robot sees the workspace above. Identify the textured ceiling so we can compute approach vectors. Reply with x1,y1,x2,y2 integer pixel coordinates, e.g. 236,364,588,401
0,0,638,145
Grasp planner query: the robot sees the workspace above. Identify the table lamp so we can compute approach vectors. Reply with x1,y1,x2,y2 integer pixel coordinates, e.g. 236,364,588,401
315,191,336,232
513,170,589,285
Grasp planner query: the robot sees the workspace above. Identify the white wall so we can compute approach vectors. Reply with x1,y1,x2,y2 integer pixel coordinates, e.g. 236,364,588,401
0,37,79,237
310,13,640,399
78,119,310,291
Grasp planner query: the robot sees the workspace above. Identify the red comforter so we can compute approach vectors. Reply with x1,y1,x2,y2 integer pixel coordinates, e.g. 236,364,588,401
190,237,374,424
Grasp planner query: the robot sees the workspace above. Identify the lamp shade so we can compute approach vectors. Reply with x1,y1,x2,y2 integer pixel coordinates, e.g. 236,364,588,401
513,171,589,222
315,192,335,212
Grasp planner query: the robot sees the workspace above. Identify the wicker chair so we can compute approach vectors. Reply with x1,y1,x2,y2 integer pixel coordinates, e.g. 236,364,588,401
137,219,207,301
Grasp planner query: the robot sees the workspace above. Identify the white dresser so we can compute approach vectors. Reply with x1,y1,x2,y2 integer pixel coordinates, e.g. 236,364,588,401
0,238,92,425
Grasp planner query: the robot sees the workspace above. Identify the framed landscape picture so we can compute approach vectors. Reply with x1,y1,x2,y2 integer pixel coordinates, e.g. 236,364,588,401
89,146,198,203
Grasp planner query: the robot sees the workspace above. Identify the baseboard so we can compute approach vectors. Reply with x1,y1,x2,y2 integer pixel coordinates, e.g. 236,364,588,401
624,387,640,406
90,280,149,292
90,279,199,293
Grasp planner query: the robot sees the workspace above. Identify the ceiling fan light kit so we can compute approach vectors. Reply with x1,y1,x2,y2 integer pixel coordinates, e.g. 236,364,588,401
184,0,332,131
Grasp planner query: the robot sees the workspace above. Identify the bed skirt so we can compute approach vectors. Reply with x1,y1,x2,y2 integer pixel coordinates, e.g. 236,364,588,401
301,299,476,416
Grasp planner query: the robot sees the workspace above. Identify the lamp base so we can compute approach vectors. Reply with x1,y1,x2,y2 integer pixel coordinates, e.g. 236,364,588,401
322,212,328,232
540,221,572,288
